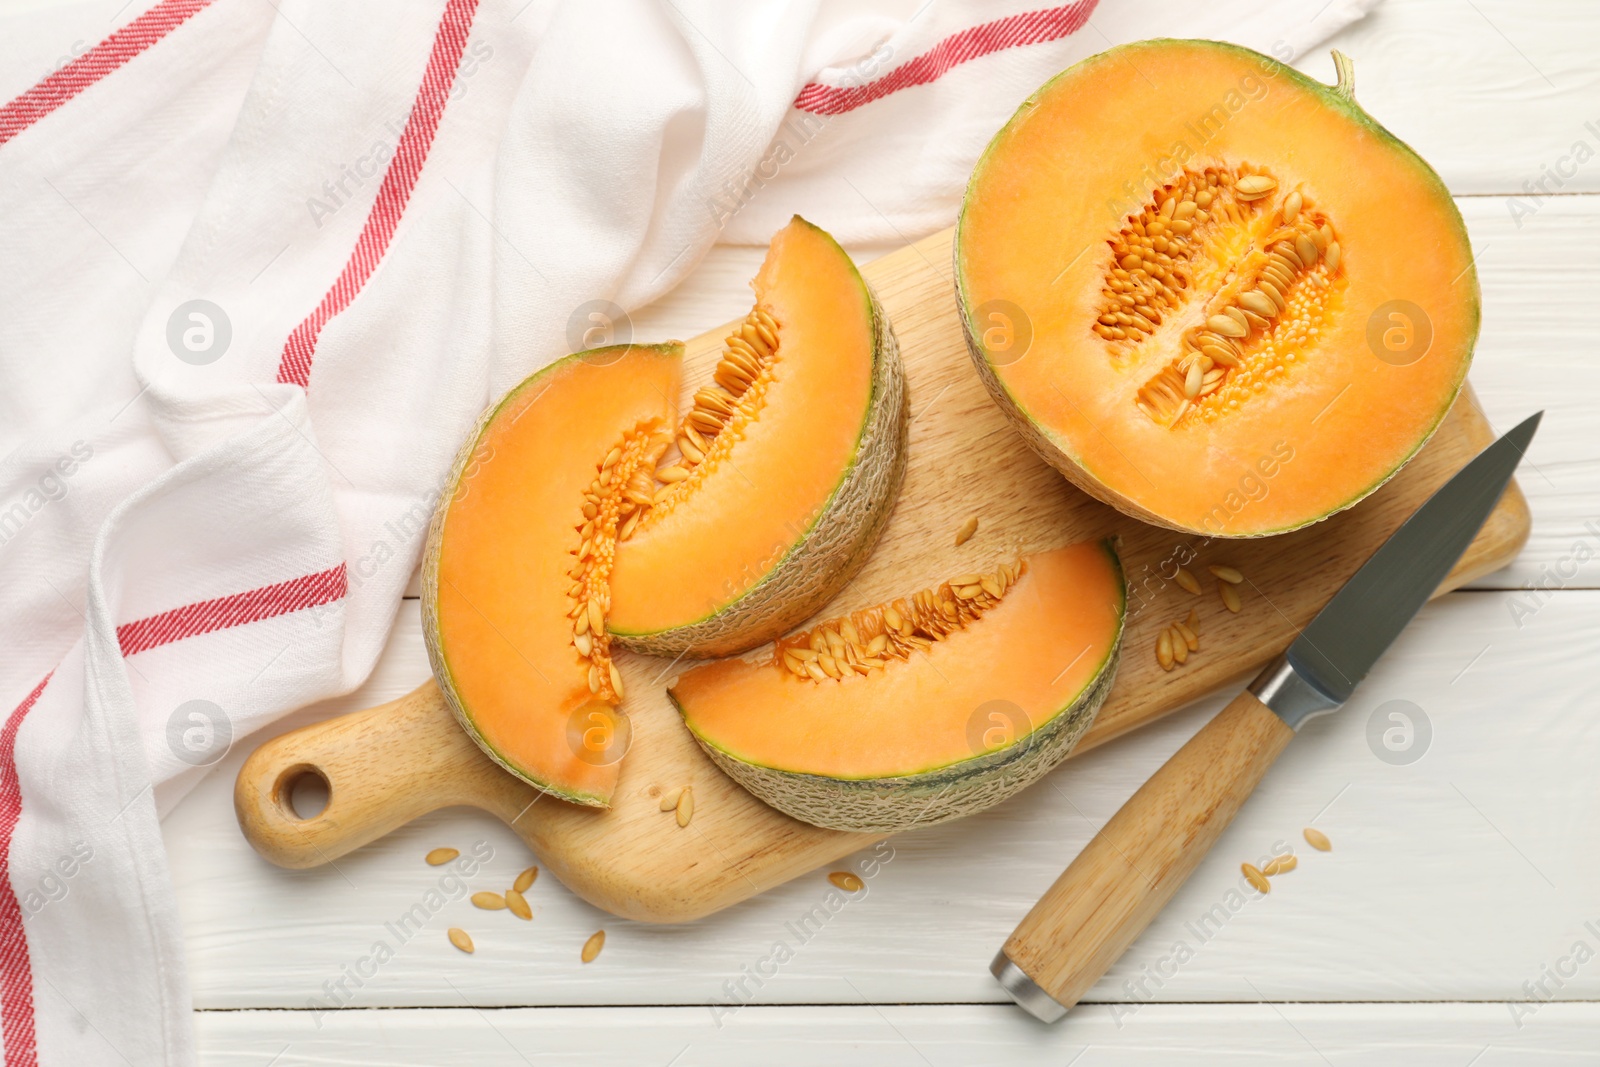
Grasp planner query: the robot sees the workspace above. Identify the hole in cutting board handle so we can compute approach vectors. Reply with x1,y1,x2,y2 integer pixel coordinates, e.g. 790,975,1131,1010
274,764,331,821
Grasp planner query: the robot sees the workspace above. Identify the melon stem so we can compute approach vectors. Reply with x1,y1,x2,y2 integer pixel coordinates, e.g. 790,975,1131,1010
1330,50,1356,102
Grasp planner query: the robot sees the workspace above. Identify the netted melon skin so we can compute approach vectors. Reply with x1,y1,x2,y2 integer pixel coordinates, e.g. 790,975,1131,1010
683,626,1123,833
613,286,907,659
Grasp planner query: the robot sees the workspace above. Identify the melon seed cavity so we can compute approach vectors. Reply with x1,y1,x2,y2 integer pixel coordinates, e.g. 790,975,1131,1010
566,305,783,703
656,307,781,494
1093,165,1345,429
775,561,1025,682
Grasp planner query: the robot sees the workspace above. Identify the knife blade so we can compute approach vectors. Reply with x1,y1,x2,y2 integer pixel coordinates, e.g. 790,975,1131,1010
992,412,1542,1023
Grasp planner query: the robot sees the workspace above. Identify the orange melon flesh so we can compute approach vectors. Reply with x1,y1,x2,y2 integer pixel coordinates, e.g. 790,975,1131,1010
672,542,1124,781
427,345,680,805
607,218,876,637
956,41,1477,535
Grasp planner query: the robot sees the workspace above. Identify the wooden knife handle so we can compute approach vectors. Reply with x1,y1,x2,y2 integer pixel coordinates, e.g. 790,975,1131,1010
995,690,1294,1021
234,680,538,868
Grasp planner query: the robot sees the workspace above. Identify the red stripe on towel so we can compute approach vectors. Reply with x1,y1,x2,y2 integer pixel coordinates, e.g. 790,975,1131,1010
0,0,214,148
0,676,50,1067
0,562,346,1059
793,0,1097,116
116,564,348,656
276,0,481,387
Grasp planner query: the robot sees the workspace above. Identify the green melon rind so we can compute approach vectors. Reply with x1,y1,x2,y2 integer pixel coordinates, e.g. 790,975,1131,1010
672,542,1126,833
953,39,1479,538
421,344,681,808
611,233,908,659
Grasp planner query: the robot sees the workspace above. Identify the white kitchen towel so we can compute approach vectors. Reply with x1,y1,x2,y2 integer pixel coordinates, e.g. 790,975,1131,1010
0,0,1377,1061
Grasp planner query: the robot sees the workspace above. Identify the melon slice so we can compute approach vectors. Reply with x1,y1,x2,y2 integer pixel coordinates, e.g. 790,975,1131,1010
670,541,1126,832
424,219,906,807
608,216,906,657
955,42,1478,536
423,344,680,806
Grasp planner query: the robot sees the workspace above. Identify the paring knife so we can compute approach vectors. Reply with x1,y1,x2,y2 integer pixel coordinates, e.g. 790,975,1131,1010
992,411,1543,1023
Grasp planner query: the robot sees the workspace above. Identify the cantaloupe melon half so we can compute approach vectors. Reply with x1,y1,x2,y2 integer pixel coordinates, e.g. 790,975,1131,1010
670,541,1125,832
955,42,1478,536
423,344,681,806
607,216,906,656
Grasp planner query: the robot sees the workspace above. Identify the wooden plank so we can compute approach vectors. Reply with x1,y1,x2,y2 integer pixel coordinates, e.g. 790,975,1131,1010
1448,194,1600,590
1313,0,1600,195
174,590,1600,1007
192,1002,1600,1063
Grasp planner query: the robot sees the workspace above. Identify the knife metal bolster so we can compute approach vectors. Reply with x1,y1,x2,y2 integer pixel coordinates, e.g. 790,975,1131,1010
1248,653,1342,730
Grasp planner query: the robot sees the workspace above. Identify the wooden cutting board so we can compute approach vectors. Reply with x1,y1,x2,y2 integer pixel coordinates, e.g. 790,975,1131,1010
235,226,1529,923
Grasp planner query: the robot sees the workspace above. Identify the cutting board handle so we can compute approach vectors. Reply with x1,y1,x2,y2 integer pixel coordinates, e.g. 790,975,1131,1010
235,680,538,869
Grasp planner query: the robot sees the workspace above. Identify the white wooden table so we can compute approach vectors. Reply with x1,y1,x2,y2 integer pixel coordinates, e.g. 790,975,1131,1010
170,2,1600,1060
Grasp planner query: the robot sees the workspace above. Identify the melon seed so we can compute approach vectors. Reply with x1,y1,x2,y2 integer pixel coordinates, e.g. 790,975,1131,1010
505,889,533,921
954,516,980,546
1304,827,1332,851
1242,863,1271,893
426,848,459,866
828,871,865,892
1157,628,1175,671
1234,175,1278,200
676,785,694,828
514,866,538,893
1325,242,1341,272
1175,620,1199,652
1169,626,1188,665
472,891,507,911
1208,564,1244,584
1174,567,1201,595
581,930,606,963
658,787,684,812
1207,314,1247,339
1262,854,1297,876
1295,233,1319,267
1239,290,1275,318
1219,580,1242,613
1281,191,1302,224
448,928,474,954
